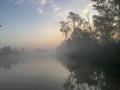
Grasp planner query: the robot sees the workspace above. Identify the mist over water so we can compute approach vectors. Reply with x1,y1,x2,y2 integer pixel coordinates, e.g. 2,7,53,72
1,0,120,90
0,46,101,90
0,47,70,90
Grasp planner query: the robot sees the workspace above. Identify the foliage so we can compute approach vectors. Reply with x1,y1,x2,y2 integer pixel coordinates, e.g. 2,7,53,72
57,0,120,90
92,0,120,43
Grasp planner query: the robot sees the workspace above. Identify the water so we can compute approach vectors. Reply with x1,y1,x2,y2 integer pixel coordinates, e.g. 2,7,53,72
0,58,70,90
0,53,112,90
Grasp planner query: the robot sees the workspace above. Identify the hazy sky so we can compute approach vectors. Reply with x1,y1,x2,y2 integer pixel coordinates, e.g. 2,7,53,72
0,0,92,49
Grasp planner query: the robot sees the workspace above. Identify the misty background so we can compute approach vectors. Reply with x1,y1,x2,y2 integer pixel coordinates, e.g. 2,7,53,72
0,0,120,90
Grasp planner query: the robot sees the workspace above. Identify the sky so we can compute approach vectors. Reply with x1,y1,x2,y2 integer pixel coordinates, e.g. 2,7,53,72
0,0,93,49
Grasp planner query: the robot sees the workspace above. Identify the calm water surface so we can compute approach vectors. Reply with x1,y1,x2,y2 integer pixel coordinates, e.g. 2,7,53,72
0,58,70,90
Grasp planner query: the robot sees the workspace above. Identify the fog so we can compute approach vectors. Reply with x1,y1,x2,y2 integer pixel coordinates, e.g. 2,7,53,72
1,0,120,90
0,46,70,90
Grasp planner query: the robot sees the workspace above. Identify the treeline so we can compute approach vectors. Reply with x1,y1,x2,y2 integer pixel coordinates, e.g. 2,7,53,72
57,0,120,90
0,46,25,69
0,46,48,69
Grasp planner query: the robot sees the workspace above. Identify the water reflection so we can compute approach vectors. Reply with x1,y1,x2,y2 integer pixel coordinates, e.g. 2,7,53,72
63,72,101,90
0,48,69,90
1,46,119,90
60,57,120,90
0,46,53,69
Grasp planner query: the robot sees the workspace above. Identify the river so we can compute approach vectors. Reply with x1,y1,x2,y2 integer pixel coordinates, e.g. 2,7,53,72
0,57,70,90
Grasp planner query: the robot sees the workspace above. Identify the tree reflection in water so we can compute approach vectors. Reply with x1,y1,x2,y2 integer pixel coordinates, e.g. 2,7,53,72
60,56,120,90
63,72,101,90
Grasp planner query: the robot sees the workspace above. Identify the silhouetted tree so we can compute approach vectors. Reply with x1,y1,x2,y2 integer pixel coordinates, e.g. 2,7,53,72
92,0,120,43
58,1,120,90
59,21,71,39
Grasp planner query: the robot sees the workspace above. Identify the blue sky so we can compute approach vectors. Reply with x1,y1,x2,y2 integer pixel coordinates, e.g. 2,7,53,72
0,0,93,49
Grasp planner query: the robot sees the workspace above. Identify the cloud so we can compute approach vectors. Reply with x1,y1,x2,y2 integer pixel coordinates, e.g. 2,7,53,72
57,9,72,20
30,0,49,6
40,0,47,6
49,1,71,19
11,0,71,17
37,7,43,13
81,2,93,15
36,0,62,14
10,0,25,5
51,4,61,13
33,0,50,14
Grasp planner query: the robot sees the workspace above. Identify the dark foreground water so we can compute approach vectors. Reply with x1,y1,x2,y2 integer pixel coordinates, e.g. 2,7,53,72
0,58,70,90
1,55,115,90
